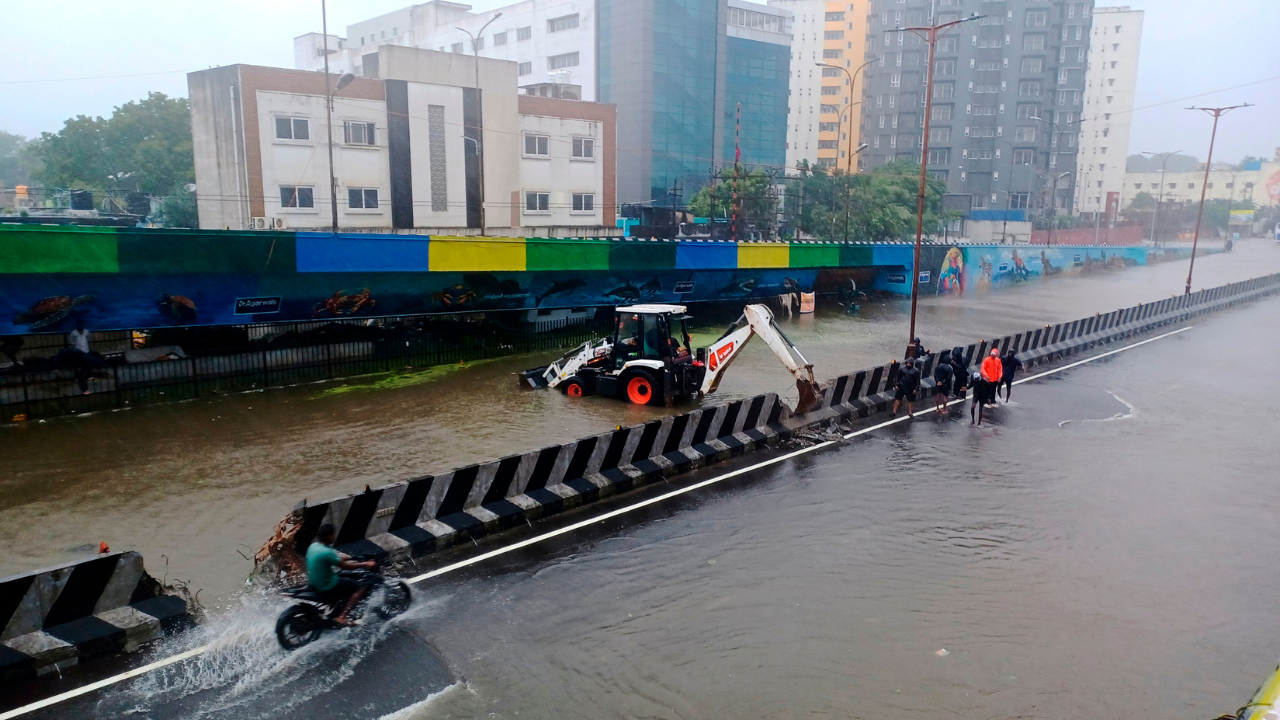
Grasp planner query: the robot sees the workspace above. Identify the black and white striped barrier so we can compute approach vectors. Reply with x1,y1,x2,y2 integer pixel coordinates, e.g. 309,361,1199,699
0,552,190,685
270,273,1280,570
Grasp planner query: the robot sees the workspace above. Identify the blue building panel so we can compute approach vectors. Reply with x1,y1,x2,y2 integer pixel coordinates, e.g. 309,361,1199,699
296,233,432,273
676,241,737,269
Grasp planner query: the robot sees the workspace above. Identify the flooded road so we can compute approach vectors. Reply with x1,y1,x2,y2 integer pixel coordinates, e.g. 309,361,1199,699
20,264,1279,720
1,241,1277,607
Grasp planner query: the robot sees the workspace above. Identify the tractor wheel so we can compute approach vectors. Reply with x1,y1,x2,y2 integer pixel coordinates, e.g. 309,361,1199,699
623,369,660,405
561,377,589,398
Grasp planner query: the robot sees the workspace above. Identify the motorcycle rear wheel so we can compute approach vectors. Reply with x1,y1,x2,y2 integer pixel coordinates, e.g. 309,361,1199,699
374,582,412,619
277,604,324,650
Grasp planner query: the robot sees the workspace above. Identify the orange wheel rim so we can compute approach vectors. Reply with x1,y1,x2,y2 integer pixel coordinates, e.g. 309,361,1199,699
626,377,652,404
567,383,583,397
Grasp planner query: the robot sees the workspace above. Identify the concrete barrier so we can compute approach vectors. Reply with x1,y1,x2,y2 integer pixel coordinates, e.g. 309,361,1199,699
0,552,191,685
262,273,1280,573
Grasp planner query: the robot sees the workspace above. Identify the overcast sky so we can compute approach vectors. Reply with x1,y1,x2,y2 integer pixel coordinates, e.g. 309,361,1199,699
1,0,1276,163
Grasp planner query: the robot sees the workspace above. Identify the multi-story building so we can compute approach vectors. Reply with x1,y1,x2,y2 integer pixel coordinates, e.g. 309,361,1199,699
1124,157,1280,209
1074,5,1142,219
771,0,870,172
190,45,616,234
295,0,793,206
860,0,1095,217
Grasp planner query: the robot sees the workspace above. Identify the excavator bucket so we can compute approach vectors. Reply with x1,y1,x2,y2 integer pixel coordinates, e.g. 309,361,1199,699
794,378,822,415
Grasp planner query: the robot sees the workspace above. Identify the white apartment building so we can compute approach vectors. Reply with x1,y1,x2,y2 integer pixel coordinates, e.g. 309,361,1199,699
294,0,597,101
1075,6,1143,219
771,0,824,171
1125,159,1280,208
190,45,616,234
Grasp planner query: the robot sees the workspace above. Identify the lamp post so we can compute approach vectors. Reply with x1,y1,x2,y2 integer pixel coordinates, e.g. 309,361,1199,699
897,13,983,347
993,139,1023,243
1047,171,1071,245
321,0,354,235
1141,150,1181,246
815,57,878,173
1028,114,1083,244
457,12,503,236
1184,103,1251,294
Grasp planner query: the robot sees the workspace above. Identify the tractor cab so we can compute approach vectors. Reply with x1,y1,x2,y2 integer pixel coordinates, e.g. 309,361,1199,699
611,304,694,369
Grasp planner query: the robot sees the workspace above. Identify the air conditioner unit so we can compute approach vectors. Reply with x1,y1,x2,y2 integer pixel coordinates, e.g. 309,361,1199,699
251,216,269,230
272,217,286,230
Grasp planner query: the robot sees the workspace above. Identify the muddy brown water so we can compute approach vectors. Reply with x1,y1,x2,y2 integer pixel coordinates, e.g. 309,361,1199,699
1,241,1277,607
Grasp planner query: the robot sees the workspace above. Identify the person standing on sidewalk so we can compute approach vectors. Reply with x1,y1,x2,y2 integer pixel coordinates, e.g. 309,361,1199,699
892,357,922,418
998,348,1024,402
950,347,970,400
932,350,953,416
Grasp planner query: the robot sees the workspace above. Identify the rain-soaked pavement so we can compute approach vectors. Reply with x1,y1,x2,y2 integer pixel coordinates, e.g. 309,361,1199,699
7,242,1278,719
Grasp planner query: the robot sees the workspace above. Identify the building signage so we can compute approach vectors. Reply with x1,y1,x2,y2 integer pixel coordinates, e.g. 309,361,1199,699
918,270,931,284
1229,209,1254,224
887,273,907,284
235,296,283,315
673,281,696,294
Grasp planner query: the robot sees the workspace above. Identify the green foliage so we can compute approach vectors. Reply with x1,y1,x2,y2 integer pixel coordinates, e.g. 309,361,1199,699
688,169,778,237
0,130,39,188
785,160,952,241
158,185,199,228
32,92,193,195
1128,191,1155,210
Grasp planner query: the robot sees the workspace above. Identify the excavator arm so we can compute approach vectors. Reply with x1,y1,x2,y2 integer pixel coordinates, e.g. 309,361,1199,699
699,304,822,414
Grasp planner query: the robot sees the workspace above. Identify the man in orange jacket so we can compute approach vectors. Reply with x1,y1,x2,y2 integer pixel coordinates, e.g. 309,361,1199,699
972,348,1003,426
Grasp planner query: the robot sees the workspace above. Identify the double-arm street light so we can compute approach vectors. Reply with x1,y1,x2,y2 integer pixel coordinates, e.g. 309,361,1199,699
1184,103,1251,294
1140,150,1181,246
457,12,503,236
815,57,878,173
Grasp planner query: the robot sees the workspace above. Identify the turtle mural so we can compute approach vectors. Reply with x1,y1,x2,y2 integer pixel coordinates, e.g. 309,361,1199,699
13,295,95,330
313,289,376,318
159,293,198,322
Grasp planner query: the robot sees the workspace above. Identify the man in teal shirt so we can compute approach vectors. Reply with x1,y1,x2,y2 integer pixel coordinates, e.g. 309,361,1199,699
306,523,376,625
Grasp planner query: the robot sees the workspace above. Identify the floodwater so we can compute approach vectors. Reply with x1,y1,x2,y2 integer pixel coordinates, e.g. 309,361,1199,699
17,258,1280,719
1,240,1277,608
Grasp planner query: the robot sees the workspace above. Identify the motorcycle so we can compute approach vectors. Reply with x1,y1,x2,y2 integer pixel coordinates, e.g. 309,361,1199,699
275,559,412,650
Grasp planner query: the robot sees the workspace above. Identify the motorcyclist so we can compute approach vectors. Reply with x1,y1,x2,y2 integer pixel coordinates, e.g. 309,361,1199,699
306,523,377,626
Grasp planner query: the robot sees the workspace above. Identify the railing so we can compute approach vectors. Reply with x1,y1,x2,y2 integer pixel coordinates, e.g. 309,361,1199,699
0,311,609,422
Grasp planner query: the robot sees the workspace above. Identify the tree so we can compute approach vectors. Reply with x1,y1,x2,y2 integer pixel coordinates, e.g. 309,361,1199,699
0,131,39,188
786,160,950,242
1128,191,1155,210
688,169,779,238
32,92,193,196
157,185,199,228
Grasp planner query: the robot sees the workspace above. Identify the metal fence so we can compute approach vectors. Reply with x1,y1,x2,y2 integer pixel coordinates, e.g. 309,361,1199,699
0,311,609,422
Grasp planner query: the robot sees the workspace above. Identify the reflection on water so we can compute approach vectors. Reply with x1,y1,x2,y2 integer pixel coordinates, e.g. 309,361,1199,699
1,242,1277,605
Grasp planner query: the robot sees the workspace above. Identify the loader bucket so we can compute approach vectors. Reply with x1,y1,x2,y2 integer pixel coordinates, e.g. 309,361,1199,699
794,379,822,415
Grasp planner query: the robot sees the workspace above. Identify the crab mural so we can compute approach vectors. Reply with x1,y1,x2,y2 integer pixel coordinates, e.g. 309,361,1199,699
13,294,95,330
432,284,478,306
159,293,198,321
313,288,376,318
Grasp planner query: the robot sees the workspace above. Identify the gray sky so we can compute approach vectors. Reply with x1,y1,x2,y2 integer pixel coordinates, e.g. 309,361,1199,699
1,0,1276,163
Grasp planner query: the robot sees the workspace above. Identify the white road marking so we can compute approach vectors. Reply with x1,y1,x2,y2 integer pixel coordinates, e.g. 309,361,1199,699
0,325,1193,720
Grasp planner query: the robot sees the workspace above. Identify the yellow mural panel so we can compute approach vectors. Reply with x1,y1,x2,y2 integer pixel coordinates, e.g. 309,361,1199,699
428,236,527,271
737,243,790,269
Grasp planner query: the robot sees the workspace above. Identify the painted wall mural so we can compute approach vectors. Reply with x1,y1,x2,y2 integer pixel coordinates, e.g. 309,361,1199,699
935,245,1156,296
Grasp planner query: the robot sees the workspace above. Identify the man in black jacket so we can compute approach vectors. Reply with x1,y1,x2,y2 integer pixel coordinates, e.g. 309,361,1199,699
932,350,954,416
999,348,1024,402
892,357,922,418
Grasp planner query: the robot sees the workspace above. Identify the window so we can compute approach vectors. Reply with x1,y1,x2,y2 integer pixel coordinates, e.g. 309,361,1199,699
938,37,958,52
928,148,950,164
524,134,549,156
1058,69,1068,84
819,122,841,132
275,117,310,140
347,188,379,210
821,67,842,77
825,11,845,21
931,105,953,121
971,127,995,138
890,73,901,87
1226,182,1234,189
824,30,845,40
1012,148,1034,164
1168,183,1177,189
1025,10,1047,27
822,49,843,58
976,61,1000,71
1133,183,1143,190
494,31,507,45
821,86,840,95
1010,192,1029,209
935,60,956,75
525,191,550,212
818,140,840,149
572,193,594,211
343,121,375,145
548,51,579,69
929,127,951,142
820,104,840,113
1017,104,1039,120
974,83,1000,94
518,61,532,75
973,106,998,116
280,186,314,208
1015,126,1037,142
1023,34,1045,50
572,137,594,159
547,14,579,32
451,42,464,53
517,26,532,41
971,149,993,160
1021,57,1043,74
1019,81,1042,96
933,82,955,98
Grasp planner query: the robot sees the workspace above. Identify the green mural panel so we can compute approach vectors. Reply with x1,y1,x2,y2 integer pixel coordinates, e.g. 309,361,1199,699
608,241,677,271
116,229,296,275
0,226,119,273
839,244,874,267
789,244,840,268
526,238,611,271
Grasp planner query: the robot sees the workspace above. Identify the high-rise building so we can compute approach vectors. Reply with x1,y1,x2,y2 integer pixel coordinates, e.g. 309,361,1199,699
1075,6,1142,219
771,0,870,172
859,0,1095,217
295,0,793,207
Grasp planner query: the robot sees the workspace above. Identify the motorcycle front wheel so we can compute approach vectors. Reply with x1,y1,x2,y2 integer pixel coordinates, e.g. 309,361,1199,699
374,582,412,620
276,604,324,650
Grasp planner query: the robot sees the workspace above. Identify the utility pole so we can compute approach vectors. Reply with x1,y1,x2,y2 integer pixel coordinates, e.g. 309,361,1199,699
842,143,869,242
1048,171,1070,245
732,102,740,241
900,13,982,346
1185,103,1251,294
322,0,338,235
457,13,503,236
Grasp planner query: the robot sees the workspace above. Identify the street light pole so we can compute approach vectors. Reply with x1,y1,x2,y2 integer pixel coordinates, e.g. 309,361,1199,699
1048,171,1071,245
816,58,878,174
1185,103,1251,294
899,13,982,347
842,143,870,241
1141,150,1180,246
322,0,338,235
457,12,503,236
